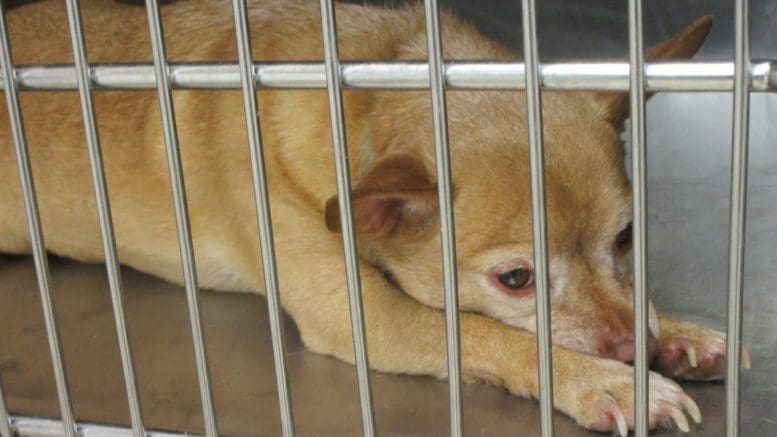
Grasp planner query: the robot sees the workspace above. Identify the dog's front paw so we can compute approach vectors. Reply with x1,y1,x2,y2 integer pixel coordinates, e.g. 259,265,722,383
557,359,700,436
655,318,751,381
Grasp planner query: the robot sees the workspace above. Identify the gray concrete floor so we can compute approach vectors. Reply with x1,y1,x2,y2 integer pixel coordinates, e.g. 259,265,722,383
1,0,775,436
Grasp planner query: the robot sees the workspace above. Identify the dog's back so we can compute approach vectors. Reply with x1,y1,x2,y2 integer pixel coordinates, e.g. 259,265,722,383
0,0,415,286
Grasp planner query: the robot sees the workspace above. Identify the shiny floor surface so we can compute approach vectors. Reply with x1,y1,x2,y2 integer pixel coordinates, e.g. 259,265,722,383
1,0,776,436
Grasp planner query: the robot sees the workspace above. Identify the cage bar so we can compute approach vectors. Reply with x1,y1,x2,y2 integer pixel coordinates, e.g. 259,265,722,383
230,0,296,435
0,61,775,92
63,1,146,435
627,0,650,435
726,0,751,436
421,1,463,436
0,5,77,437
0,377,11,437
318,1,377,435
519,0,555,436
143,0,218,435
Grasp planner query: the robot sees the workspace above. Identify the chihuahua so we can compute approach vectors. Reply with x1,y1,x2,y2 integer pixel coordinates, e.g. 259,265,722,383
0,0,745,434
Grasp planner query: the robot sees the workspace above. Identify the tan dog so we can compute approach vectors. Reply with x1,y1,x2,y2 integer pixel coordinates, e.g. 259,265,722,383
0,0,741,433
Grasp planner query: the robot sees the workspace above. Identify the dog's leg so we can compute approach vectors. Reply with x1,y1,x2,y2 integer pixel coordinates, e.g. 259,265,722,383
654,313,750,381
284,259,700,433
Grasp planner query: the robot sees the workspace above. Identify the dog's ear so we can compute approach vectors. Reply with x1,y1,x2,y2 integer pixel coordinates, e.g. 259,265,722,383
595,15,714,127
324,155,438,239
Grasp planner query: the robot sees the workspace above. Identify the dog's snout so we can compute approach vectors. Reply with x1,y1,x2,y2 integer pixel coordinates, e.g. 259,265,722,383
602,333,658,363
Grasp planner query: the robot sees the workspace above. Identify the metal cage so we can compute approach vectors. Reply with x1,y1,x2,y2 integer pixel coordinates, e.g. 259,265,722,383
0,0,770,435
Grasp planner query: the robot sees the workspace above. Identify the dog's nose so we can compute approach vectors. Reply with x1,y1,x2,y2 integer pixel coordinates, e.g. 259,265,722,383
604,333,658,363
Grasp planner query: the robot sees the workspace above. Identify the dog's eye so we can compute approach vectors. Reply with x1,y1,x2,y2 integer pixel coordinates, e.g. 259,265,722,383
616,222,633,250
497,268,533,290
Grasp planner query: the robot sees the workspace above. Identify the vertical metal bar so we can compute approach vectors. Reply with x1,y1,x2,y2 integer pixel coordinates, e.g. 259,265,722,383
230,1,295,436
143,1,218,435
421,2,463,436
726,0,750,436
0,5,77,437
0,376,11,437
520,0,554,435
627,0,650,435
64,1,146,435
318,1,376,435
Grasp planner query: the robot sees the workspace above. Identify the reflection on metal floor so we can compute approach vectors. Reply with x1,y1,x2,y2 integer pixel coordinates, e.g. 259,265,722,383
1,0,775,435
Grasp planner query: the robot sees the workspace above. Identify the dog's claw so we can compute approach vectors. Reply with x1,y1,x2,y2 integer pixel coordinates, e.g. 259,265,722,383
686,345,698,368
742,347,752,369
612,408,628,437
682,394,702,424
669,406,690,433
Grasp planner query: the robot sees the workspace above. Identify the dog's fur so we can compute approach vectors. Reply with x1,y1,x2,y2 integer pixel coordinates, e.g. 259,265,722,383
0,0,740,433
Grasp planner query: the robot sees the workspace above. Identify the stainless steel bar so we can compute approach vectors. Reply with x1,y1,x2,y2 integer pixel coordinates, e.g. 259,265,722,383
144,0,218,435
628,0,649,435
0,5,77,437
231,1,295,435
0,376,11,437
1,61,775,91
64,1,146,435
318,1,376,436
11,415,193,437
726,0,751,436
520,0,554,435
421,2,463,436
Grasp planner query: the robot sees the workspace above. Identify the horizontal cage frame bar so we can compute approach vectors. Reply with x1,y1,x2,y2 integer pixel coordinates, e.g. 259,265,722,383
0,61,773,92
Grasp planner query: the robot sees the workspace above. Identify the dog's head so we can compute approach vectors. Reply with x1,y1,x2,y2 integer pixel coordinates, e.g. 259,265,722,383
325,16,712,362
